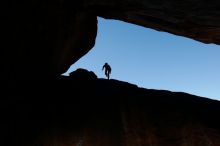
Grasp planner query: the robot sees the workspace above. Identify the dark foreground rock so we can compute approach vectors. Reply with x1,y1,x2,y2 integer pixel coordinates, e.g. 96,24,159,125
1,69,220,146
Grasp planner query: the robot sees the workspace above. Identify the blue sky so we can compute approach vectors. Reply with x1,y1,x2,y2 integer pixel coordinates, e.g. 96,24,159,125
64,17,220,101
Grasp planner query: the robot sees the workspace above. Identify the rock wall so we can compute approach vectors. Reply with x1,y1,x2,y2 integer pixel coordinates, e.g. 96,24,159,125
0,1,97,80
3,72,220,146
1,0,220,80
87,0,220,44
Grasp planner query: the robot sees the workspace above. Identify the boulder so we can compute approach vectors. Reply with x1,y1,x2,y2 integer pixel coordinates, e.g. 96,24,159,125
69,68,97,80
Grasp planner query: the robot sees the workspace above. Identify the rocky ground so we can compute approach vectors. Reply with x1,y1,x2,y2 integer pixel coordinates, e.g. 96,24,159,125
1,69,220,146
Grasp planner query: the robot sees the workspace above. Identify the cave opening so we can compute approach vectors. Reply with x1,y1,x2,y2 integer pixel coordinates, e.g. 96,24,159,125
64,17,220,100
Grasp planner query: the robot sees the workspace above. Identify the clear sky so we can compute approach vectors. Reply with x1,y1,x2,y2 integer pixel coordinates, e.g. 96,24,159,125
64,17,220,101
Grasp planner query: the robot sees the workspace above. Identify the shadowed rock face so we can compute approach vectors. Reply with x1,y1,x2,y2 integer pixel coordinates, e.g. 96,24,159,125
1,1,97,80
2,69,220,146
1,0,220,80
88,0,220,44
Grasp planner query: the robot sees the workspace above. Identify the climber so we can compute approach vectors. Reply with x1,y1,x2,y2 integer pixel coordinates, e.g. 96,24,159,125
102,63,111,80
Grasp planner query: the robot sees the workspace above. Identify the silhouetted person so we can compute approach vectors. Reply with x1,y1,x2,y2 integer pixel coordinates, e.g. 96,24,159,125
102,63,111,80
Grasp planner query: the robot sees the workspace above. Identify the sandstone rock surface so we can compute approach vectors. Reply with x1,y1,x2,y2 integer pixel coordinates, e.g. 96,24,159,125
88,0,220,44
1,0,220,79
2,70,220,146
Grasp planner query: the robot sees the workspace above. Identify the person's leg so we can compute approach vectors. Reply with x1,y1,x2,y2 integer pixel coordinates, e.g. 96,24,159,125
105,70,108,77
107,71,110,79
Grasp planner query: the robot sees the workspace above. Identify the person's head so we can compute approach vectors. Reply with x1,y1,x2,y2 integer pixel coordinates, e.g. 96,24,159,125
105,62,108,65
